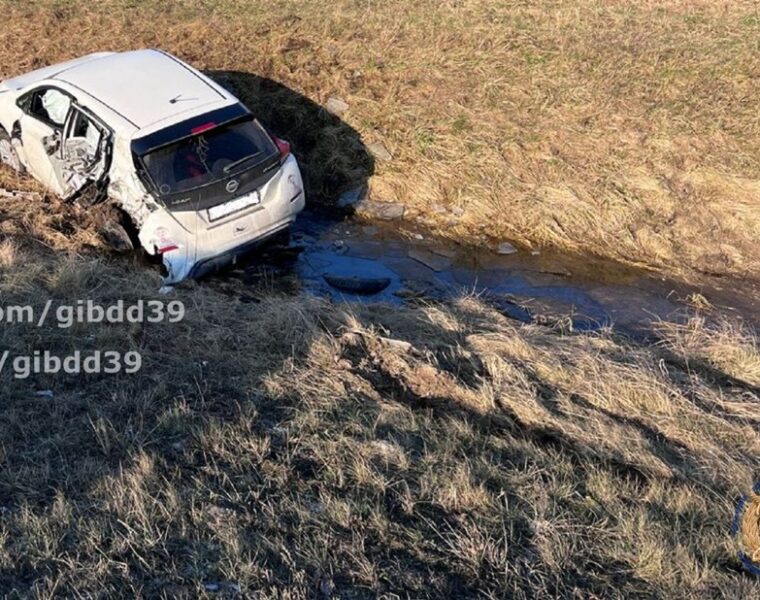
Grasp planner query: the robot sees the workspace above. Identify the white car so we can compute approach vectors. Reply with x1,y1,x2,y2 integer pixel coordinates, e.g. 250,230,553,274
0,49,305,283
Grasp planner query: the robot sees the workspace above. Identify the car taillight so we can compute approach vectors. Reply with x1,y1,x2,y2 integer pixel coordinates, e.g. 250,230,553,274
273,136,291,162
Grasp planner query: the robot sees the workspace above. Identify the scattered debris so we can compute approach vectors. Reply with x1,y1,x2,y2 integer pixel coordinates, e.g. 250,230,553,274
324,274,391,294
367,142,393,162
496,241,518,255
324,95,349,117
430,204,448,215
355,200,406,221
451,206,465,217
412,233,424,240
531,249,541,256
408,248,451,272
34,390,54,398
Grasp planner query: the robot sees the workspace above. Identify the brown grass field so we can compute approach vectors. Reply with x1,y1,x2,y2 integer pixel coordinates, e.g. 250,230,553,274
2,0,760,281
1,0,760,598
0,243,759,598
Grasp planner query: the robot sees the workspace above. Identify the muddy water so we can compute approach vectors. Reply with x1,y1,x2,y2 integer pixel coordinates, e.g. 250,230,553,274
222,210,760,336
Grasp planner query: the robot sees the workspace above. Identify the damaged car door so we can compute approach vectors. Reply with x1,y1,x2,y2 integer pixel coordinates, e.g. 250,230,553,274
15,87,110,200
15,86,72,195
54,105,111,200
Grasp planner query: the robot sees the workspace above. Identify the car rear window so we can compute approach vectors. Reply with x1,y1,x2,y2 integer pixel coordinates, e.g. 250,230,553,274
140,117,278,195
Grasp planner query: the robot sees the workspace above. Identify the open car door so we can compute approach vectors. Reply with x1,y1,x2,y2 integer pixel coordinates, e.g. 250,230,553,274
53,104,112,201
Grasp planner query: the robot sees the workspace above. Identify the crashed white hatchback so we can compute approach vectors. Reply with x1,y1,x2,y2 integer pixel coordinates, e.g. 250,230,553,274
0,49,305,283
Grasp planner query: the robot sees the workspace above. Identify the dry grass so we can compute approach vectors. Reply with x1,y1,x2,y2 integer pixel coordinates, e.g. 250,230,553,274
659,316,760,387
739,493,760,567
1,1,760,597
0,245,757,597
2,0,760,280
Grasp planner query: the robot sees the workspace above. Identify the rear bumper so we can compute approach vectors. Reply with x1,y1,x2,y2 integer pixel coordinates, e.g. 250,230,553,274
142,153,305,285
188,221,291,279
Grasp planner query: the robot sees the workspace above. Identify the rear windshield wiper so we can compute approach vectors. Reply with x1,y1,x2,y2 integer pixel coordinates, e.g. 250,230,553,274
223,152,264,173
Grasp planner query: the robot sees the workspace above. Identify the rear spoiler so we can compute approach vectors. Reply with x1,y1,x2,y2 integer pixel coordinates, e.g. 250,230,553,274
130,102,250,156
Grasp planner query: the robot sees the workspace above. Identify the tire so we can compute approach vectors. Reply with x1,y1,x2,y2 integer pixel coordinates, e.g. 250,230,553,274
0,128,23,173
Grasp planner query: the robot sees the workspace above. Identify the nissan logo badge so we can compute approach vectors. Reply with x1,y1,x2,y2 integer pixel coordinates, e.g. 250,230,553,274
226,179,240,194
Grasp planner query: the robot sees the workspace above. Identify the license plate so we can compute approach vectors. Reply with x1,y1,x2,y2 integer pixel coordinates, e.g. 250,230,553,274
208,191,260,221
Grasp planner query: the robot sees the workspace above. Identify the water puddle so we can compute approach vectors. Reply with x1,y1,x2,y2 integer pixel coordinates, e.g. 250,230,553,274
212,210,760,336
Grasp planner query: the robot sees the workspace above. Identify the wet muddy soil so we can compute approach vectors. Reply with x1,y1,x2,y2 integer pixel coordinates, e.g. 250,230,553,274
207,210,760,337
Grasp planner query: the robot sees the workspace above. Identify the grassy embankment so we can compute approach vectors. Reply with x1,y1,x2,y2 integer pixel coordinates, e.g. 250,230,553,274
0,246,758,596
1,1,760,597
2,0,760,280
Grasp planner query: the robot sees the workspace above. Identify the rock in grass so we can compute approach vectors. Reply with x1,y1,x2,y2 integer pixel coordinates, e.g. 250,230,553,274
496,241,518,255
324,95,349,117
355,200,405,221
336,185,366,208
367,142,392,162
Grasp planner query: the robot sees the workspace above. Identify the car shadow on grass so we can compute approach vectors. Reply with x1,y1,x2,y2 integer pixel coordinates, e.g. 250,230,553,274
207,70,374,209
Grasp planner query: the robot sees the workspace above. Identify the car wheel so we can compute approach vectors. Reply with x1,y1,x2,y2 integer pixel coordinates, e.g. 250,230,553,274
0,129,23,173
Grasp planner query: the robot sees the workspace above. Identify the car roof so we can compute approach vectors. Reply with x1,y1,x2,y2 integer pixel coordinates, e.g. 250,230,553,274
52,49,235,131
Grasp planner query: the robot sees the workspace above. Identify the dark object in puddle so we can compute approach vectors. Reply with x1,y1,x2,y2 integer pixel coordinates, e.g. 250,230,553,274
323,274,391,295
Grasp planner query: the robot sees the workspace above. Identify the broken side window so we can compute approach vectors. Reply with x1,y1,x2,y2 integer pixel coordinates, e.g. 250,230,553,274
23,88,72,128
